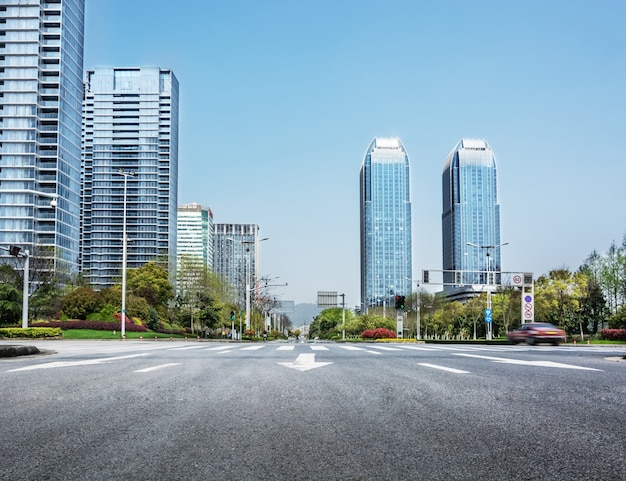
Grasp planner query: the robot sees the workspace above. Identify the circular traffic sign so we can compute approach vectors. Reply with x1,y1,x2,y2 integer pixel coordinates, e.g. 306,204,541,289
513,275,522,284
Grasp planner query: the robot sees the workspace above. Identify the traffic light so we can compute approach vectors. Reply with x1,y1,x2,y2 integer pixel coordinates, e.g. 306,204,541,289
394,295,401,309
399,295,405,310
9,245,20,256
422,270,429,283
230,310,235,321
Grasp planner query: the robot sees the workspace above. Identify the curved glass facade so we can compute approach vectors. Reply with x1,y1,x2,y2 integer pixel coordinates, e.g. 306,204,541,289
360,137,412,311
442,139,501,287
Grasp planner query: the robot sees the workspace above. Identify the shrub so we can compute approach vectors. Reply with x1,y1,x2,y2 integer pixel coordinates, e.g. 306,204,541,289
361,327,397,339
0,327,61,339
600,329,626,341
61,287,103,320
30,320,147,332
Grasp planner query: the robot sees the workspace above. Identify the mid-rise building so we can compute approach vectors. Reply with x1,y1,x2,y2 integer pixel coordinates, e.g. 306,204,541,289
213,223,261,309
442,138,502,290
359,137,412,311
177,203,213,269
80,67,179,289
0,0,85,278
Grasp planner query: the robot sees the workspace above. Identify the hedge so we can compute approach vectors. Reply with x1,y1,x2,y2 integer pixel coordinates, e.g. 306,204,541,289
0,327,61,339
30,320,147,332
601,329,626,341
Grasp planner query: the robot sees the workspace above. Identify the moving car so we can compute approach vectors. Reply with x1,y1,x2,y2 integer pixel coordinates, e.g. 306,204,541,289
506,323,566,346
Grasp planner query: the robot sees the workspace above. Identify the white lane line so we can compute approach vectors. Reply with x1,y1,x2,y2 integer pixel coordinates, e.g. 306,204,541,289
7,353,151,372
368,345,403,351
454,353,603,371
336,345,381,355
134,363,181,373
398,346,440,351
418,363,470,374
206,346,236,351
277,346,295,351
168,345,208,351
310,345,329,351
241,345,266,351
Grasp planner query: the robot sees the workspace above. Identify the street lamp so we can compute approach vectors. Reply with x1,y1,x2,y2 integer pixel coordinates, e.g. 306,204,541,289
466,242,509,340
2,192,58,328
242,237,268,330
405,277,421,340
117,169,135,339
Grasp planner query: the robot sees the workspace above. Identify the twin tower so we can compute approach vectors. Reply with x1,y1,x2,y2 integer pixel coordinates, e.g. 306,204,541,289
359,137,501,311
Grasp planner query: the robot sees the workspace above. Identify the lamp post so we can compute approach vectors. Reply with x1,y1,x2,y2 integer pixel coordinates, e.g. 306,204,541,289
117,169,135,339
242,237,268,331
405,277,421,340
466,242,509,340
5,192,58,328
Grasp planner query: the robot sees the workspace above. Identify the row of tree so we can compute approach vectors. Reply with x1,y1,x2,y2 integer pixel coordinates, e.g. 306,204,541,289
311,236,626,340
0,255,292,335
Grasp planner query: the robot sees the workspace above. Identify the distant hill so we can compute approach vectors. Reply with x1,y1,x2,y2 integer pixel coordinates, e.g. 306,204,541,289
291,303,321,326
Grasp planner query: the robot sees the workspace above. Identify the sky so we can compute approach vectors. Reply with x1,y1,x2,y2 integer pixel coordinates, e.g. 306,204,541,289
84,0,626,311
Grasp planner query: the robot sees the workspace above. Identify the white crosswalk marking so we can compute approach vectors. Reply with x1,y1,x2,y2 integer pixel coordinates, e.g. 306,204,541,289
368,345,403,351
418,363,470,374
134,363,181,373
277,346,295,351
310,345,329,351
241,345,266,351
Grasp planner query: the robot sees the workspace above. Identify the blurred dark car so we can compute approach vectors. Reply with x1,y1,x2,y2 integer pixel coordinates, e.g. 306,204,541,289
506,323,566,346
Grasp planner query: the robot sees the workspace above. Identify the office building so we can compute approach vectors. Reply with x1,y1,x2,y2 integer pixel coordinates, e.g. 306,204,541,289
442,138,501,290
81,67,179,289
359,137,412,311
177,203,213,269
0,0,85,278
213,223,261,309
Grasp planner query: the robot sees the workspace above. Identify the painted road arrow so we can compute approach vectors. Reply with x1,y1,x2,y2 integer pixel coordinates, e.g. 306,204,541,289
454,353,602,371
278,353,333,372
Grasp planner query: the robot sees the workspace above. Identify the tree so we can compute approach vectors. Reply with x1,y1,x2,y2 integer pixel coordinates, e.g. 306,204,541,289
534,268,587,332
61,287,104,320
126,262,173,309
176,256,232,333
0,284,22,325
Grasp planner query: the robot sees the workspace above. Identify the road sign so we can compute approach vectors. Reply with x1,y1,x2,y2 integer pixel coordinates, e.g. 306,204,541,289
484,308,492,316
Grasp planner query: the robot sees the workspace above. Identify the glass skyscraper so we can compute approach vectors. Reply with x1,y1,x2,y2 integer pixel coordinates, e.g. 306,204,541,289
442,138,501,288
80,67,179,289
360,137,412,311
0,0,85,278
177,203,213,269
213,223,261,309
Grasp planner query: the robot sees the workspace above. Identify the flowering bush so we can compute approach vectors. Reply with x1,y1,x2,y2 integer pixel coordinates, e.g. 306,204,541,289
361,327,396,339
601,329,626,341
30,320,147,332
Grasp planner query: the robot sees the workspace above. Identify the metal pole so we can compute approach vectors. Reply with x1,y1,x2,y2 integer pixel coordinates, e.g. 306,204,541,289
340,293,345,340
121,173,128,339
118,170,134,338
21,250,29,329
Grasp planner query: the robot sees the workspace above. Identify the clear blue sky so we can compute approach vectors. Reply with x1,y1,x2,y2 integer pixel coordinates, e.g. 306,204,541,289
84,0,626,310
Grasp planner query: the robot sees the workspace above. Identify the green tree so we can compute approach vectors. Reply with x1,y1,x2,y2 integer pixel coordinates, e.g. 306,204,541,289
61,287,104,320
534,268,587,332
126,262,173,309
0,284,22,325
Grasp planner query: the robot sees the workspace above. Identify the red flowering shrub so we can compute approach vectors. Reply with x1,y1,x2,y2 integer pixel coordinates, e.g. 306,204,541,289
31,320,147,332
361,328,396,339
601,329,626,341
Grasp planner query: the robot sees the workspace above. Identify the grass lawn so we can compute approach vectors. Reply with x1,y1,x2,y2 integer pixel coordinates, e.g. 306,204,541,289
61,329,188,340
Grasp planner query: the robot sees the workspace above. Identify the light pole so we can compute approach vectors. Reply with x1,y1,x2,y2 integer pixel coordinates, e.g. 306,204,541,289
4,192,58,328
242,237,268,331
405,277,421,340
339,293,346,340
117,169,135,339
466,242,509,340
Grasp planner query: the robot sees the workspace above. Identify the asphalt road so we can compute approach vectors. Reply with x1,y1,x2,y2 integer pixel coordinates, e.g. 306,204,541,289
1,340,624,481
